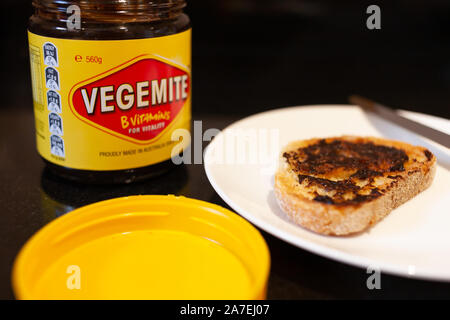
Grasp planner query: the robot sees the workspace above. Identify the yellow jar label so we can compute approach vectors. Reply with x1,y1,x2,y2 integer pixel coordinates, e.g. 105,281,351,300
28,30,191,171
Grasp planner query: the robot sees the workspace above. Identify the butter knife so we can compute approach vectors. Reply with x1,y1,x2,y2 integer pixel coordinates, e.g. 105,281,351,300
349,95,450,148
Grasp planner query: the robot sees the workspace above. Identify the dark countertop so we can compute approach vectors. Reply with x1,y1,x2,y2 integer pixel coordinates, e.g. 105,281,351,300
1,109,450,300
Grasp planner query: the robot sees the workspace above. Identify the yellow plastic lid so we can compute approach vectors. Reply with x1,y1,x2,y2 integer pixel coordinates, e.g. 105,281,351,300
12,195,270,300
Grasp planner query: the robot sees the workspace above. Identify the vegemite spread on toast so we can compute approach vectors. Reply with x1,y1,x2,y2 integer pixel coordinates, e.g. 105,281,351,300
282,138,432,206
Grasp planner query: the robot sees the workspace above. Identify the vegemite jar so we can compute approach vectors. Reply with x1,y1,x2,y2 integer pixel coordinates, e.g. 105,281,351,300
28,0,191,183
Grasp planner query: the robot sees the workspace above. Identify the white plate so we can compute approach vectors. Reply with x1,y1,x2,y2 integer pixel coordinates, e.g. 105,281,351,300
204,105,450,281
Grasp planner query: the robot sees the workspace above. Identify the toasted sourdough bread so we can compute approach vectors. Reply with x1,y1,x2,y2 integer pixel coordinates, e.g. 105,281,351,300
274,136,436,236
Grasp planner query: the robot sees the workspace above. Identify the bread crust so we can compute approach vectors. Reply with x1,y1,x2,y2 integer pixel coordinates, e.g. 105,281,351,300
274,136,436,236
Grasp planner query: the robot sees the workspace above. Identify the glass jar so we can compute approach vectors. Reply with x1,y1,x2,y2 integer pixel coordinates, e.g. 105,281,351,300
28,0,191,183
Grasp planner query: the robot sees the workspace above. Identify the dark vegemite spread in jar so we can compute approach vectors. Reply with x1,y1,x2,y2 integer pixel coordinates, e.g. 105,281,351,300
28,0,191,183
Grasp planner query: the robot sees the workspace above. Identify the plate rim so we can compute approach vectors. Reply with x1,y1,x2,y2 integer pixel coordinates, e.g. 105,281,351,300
204,104,450,282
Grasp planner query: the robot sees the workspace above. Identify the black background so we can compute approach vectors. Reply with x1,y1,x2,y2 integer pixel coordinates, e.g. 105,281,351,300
1,0,450,117
1,0,450,300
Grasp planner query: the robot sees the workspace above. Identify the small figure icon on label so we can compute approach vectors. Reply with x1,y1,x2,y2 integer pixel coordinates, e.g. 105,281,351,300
49,112,63,136
43,42,58,67
47,90,61,113
50,134,65,157
45,67,60,90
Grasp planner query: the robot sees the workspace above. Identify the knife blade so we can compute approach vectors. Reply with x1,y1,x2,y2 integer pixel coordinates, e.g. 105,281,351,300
349,95,450,148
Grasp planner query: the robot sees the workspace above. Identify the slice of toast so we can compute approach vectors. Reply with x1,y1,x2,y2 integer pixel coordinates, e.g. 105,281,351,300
274,136,436,236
